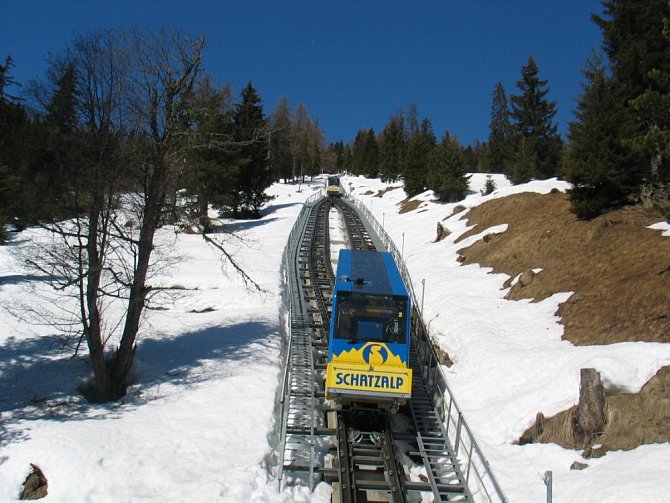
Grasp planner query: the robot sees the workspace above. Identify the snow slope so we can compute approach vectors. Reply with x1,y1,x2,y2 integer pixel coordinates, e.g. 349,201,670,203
1,174,669,502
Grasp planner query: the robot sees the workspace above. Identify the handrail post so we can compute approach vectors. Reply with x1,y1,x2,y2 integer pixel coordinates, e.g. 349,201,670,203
544,471,553,503
455,412,463,453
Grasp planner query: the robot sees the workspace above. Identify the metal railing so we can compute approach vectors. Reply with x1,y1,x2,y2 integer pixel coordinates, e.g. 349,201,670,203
276,191,322,488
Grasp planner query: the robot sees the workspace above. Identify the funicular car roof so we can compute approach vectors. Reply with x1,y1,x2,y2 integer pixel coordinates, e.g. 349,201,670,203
335,249,408,298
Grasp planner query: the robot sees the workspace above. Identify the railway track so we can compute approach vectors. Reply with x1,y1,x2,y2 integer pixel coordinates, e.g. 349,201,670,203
277,192,505,502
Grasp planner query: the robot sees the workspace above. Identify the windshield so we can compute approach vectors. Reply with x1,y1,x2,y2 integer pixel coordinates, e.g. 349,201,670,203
334,291,408,344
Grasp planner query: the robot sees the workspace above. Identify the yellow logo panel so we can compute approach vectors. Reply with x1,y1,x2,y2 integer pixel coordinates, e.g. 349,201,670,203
326,362,412,396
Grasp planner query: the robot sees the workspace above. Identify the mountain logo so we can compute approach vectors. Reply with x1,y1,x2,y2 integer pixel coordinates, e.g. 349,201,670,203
363,343,388,365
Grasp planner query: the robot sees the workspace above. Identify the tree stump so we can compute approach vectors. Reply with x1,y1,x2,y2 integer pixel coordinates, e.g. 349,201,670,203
575,368,607,445
435,222,449,242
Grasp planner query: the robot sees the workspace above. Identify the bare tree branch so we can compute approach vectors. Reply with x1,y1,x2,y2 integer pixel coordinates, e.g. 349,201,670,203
201,233,266,293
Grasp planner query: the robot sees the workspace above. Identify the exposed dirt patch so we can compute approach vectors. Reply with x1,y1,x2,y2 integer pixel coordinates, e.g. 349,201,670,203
457,191,670,345
456,191,670,455
399,198,422,214
445,205,467,220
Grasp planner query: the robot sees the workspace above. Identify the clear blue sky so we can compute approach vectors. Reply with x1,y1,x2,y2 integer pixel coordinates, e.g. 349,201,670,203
4,0,603,146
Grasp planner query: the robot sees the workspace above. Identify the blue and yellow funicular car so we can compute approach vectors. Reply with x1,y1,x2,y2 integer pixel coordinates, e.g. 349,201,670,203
326,249,412,411
326,176,343,197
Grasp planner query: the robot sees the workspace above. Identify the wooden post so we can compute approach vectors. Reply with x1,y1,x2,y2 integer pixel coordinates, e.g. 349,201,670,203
576,368,607,445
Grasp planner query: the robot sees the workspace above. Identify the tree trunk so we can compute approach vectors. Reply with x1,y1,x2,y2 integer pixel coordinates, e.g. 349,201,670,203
111,163,167,398
198,194,212,233
575,368,607,445
84,195,113,401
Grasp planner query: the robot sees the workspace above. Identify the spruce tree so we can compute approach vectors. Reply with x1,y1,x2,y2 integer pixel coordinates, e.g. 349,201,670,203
34,62,84,219
362,128,379,178
183,77,237,230
461,142,486,173
0,56,19,101
403,118,435,196
331,140,345,173
342,143,353,174
580,0,670,210
596,0,670,185
509,56,563,183
483,175,497,195
379,116,405,182
0,57,31,235
406,102,419,140
427,132,470,202
565,52,636,218
232,81,270,217
486,81,513,174
351,128,376,176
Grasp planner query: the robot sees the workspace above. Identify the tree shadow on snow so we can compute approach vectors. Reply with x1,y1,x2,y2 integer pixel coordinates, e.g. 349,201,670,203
212,199,304,233
0,273,64,285
259,201,302,218
0,320,278,448
134,320,278,391
218,216,281,234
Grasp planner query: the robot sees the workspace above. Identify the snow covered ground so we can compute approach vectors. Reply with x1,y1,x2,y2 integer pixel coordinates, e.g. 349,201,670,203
1,174,669,502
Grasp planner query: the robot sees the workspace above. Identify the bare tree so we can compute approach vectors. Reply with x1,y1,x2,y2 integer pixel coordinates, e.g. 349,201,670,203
21,28,205,401
108,28,205,400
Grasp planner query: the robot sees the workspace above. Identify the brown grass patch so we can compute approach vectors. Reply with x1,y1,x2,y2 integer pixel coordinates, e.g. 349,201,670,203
458,191,670,454
399,198,422,214
520,367,670,453
458,191,670,345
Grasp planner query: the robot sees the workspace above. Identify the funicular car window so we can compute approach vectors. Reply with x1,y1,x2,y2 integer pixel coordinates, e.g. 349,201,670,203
335,291,407,344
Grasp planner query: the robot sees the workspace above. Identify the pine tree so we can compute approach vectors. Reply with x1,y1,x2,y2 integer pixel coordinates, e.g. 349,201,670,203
460,140,487,173
486,81,513,174
509,56,563,183
363,128,379,178
378,116,405,182
483,175,497,195
427,132,470,202
32,62,84,219
232,81,270,217
565,52,636,218
599,0,670,185
183,77,237,230
403,118,435,196
0,56,20,101
331,140,345,173
584,0,670,209
351,128,374,176
406,102,419,140
342,143,353,173
0,56,30,236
